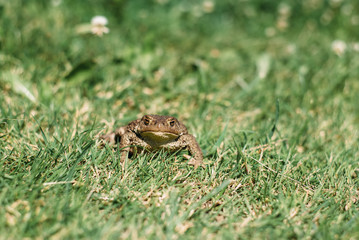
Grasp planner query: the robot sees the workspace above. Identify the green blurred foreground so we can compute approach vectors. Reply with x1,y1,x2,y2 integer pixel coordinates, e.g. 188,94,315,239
1,0,359,239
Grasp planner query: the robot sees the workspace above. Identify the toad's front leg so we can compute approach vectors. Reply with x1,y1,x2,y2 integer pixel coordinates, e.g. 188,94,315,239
119,131,149,163
176,134,204,169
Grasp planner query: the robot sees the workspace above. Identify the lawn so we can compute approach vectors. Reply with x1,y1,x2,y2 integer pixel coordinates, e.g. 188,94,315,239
1,0,359,239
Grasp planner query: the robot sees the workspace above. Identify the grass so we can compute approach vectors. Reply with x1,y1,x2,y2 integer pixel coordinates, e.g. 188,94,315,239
1,0,359,239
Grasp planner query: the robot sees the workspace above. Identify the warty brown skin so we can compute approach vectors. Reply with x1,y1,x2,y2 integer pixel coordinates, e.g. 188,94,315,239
100,115,204,169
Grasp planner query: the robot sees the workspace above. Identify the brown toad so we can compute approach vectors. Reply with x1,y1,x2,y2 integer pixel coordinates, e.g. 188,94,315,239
100,115,203,168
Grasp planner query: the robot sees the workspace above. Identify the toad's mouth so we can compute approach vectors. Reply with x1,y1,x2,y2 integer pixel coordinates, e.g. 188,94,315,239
140,131,179,143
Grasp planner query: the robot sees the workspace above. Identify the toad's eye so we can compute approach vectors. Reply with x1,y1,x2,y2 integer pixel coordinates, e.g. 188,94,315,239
169,121,175,127
144,119,150,125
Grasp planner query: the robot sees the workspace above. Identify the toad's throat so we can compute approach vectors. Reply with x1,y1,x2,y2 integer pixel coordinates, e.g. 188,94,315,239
140,131,179,144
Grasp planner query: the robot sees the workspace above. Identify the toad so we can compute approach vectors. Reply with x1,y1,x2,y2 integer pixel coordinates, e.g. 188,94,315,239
100,115,204,168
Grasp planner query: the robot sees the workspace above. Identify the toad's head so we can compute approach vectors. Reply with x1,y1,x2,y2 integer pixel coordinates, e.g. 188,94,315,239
136,115,188,143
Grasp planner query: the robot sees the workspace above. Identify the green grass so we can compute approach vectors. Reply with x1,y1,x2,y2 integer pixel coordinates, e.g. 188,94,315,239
1,0,359,239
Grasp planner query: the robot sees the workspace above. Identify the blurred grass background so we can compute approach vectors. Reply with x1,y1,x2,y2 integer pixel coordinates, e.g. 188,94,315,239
1,0,359,239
